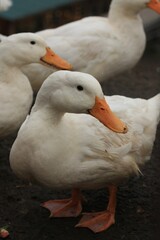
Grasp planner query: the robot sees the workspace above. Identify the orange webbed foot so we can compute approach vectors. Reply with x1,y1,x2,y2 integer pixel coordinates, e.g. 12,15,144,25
76,185,117,233
76,210,115,233
41,198,82,217
41,189,82,218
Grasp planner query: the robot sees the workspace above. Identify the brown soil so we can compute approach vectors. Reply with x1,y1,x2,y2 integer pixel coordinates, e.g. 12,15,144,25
0,38,160,240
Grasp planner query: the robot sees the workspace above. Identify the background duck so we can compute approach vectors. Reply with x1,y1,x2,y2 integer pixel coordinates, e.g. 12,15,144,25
0,0,12,12
0,33,71,139
10,71,160,233
21,0,160,92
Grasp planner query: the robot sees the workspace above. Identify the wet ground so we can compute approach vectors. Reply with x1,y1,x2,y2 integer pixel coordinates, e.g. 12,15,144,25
0,38,160,240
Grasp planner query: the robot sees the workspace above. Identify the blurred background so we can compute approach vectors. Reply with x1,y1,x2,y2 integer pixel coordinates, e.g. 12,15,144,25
0,0,160,40
0,0,110,34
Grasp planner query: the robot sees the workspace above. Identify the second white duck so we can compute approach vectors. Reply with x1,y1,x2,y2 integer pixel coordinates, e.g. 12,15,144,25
22,0,160,92
0,33,71,138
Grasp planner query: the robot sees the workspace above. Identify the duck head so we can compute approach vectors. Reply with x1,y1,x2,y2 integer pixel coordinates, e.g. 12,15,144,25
1,32,72,69
110,0,160,14
35,71,127,134
147,0,160,13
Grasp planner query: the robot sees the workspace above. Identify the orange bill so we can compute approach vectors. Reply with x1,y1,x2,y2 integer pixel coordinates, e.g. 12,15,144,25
89,96,128,134
41,47,72,70
147,0,160,14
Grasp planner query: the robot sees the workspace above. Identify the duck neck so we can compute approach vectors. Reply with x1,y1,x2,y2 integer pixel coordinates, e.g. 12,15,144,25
0,61,28,85
0,44,30,68
31,102,65,125
108,2,143,26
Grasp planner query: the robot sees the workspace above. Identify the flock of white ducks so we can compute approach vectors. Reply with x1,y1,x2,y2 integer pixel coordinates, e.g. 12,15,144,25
0,0,160,235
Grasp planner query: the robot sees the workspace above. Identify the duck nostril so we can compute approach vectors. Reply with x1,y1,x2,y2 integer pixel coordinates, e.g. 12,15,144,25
123,126,128,133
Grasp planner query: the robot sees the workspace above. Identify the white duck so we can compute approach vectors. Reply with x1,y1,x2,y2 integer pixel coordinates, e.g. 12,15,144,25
0,33,71,139
0,0,12,12
21,0,160,92
10,71,160,233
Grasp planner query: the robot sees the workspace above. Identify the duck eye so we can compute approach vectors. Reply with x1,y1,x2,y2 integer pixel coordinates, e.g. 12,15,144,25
77,85,83,91
30,41,36,45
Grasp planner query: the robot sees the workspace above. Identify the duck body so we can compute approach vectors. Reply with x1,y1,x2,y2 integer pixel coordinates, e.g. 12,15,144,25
0,66,32,138
22,0,153,92
43,15,146,77
9,110,135,189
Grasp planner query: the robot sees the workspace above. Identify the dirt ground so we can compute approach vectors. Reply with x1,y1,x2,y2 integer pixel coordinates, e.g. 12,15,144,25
0,37,160,240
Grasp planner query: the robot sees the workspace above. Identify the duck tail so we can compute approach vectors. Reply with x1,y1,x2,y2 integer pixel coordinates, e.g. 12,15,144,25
148,93,160,124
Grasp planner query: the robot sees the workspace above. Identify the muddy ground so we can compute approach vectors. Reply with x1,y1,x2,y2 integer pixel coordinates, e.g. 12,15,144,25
0,38,160,240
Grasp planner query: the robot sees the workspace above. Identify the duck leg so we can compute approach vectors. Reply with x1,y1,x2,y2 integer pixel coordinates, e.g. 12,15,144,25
76,185,117,233
41,188,82,217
